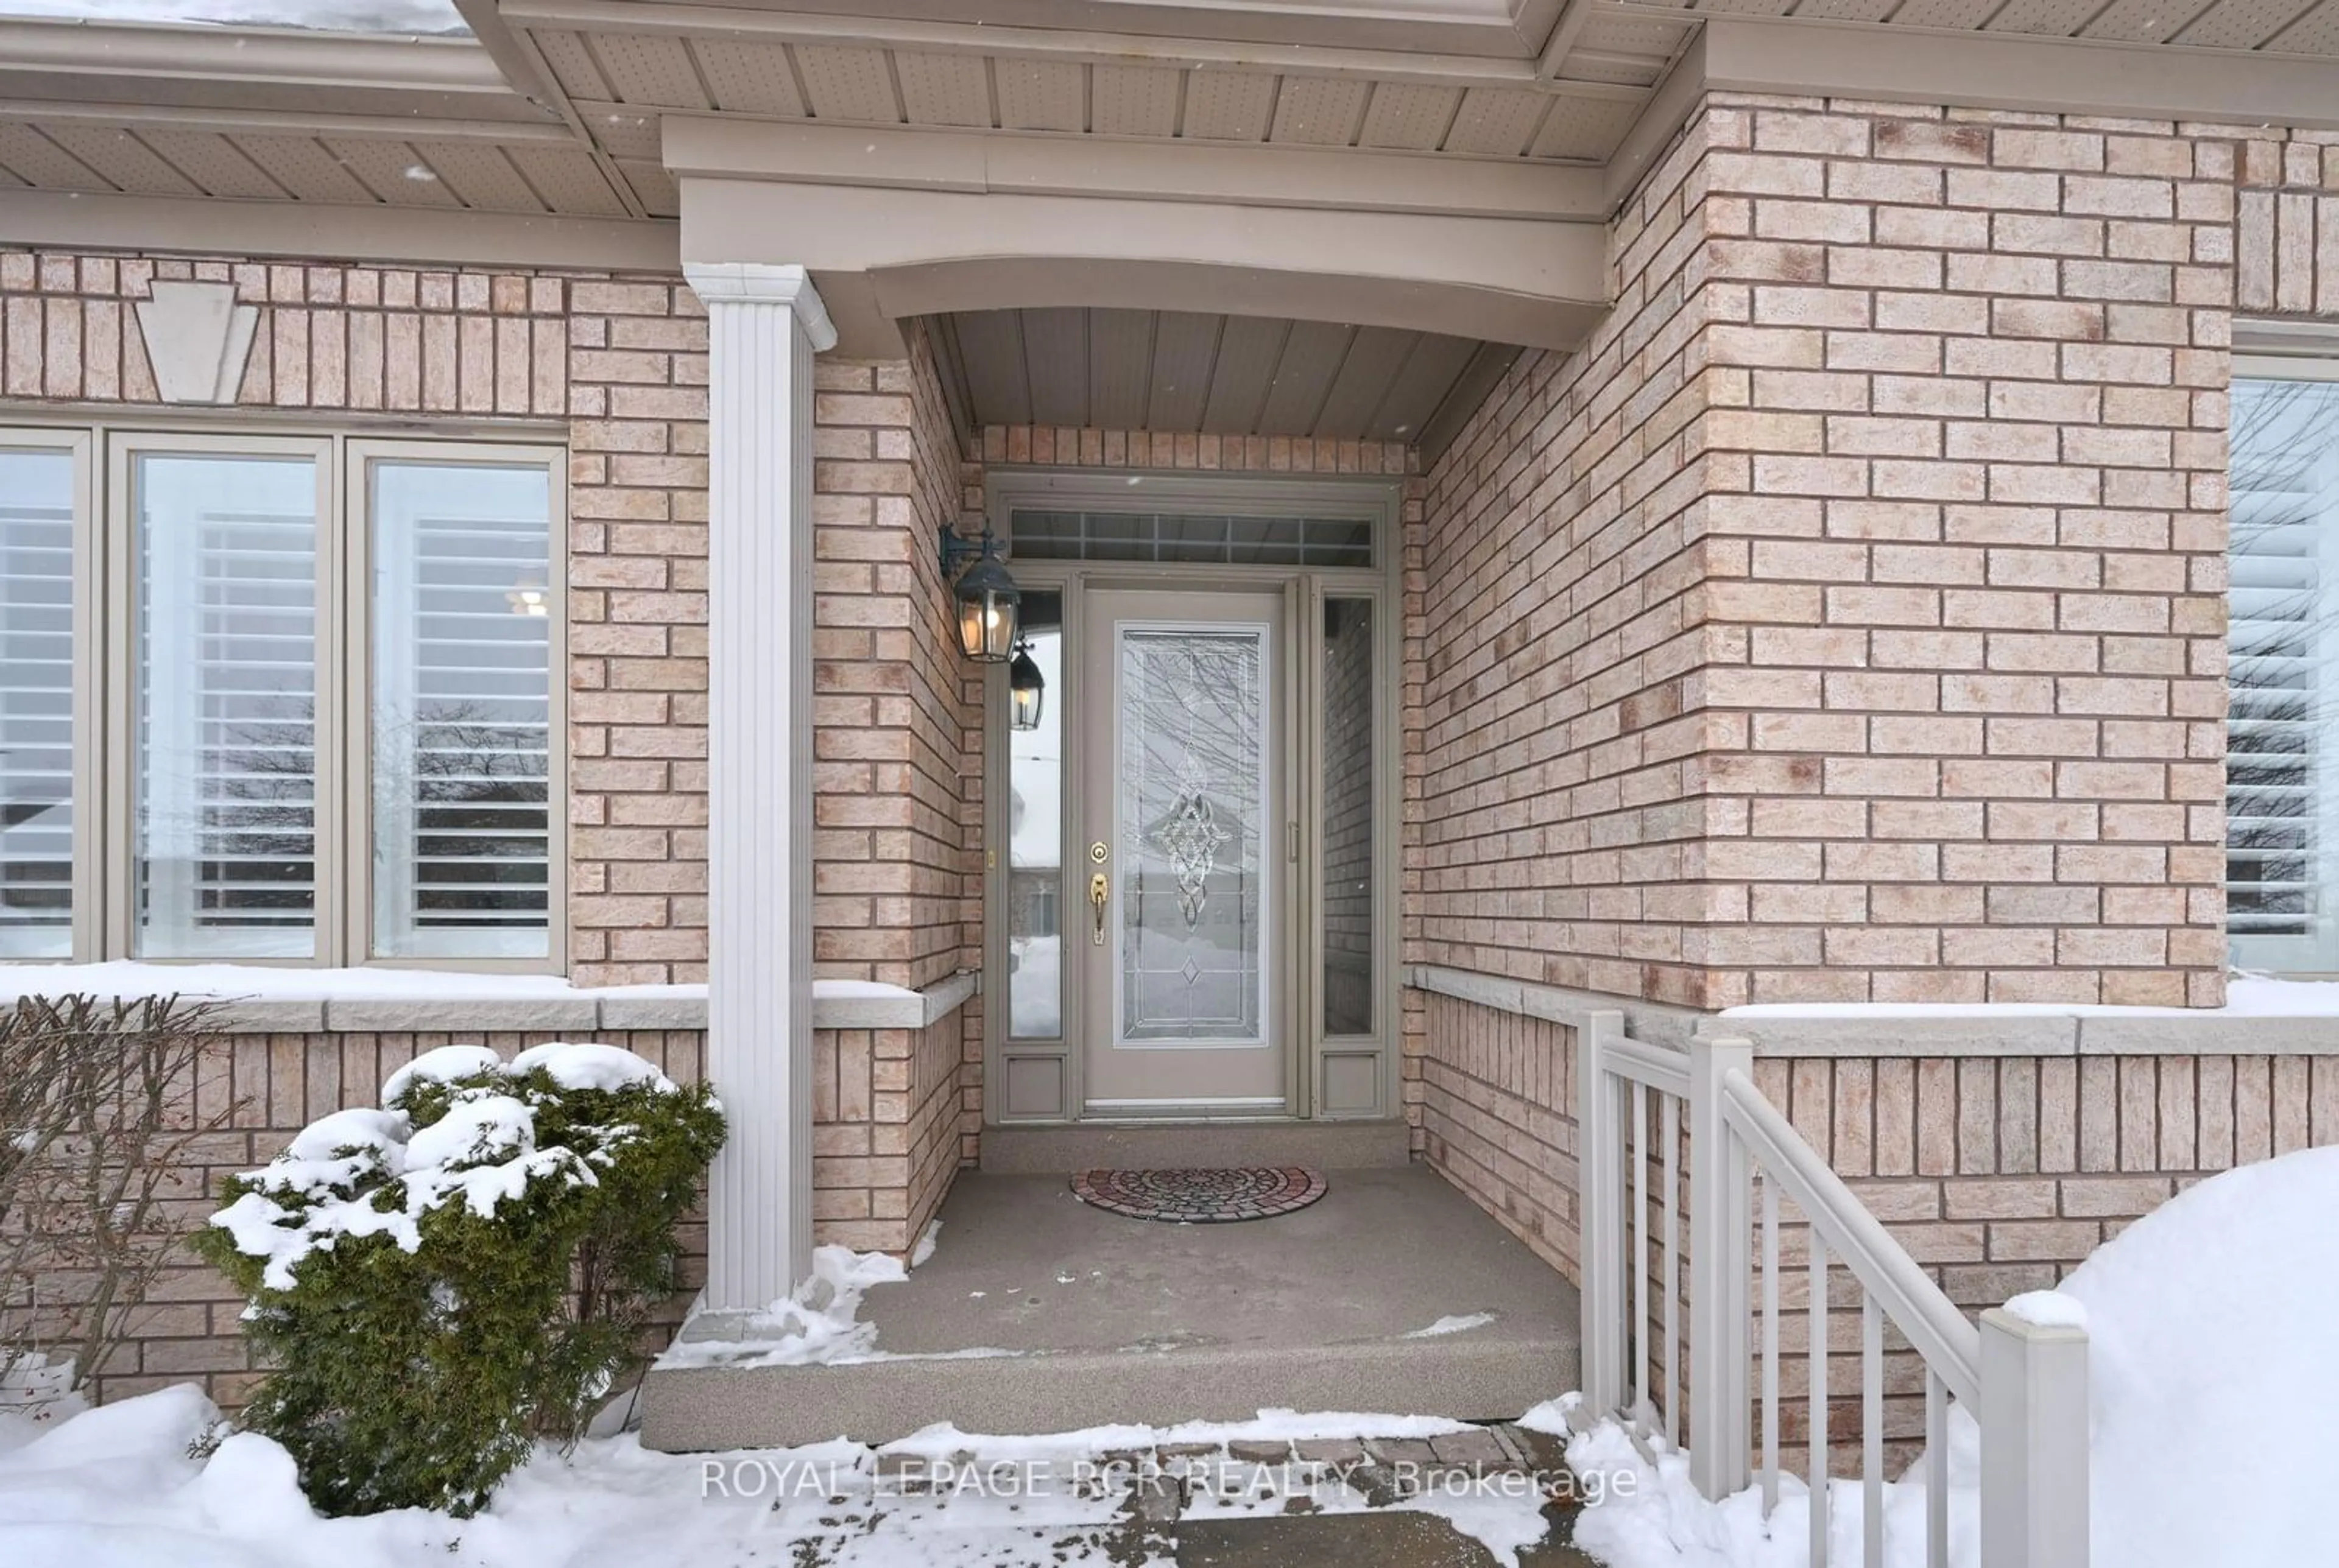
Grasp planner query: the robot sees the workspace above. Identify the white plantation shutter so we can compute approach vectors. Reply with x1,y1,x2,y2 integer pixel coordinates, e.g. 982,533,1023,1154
2227,378,2339,972
135,454,321,958
0,448,75,958
370,461,552,959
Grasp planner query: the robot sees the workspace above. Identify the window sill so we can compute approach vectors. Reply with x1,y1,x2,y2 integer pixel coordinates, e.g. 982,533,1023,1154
0,964,980,1036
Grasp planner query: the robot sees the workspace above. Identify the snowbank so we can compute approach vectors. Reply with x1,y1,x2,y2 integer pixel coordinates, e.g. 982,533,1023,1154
1561,1144,2339,1568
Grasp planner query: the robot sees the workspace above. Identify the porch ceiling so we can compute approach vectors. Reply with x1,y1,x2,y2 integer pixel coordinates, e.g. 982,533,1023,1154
0,5,2335,321
930,306,1519,457
0,17,641,221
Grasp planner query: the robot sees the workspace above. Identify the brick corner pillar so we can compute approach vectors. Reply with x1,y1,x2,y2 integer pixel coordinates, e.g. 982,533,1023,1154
683,262,838,1310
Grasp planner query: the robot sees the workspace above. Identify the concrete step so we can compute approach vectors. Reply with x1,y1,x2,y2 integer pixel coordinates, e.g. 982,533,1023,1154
979,1119,1413,1174
641,1167,1580,1450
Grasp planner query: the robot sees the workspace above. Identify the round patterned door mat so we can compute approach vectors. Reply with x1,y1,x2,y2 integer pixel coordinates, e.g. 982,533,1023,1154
1071,1167,1327,1223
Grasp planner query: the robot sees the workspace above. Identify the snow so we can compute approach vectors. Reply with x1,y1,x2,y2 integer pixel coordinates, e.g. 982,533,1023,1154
909,1219,942,1268
1560,1144,2339,1568
0,1,467,33
1403,1312,1497,1338
657,1245,911,1369
0,1385,1559,1568
813,979,920,1000
509,1041,674,1093
0,1355,84,1443
401,1093,535,1173
2000,1290,2088,1331
1721,974,2339,1018
380,1045,502,1103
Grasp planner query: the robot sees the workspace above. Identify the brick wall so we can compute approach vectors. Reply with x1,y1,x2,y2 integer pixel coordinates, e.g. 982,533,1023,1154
1752,1045,2339,1449
1416,991,1584,1276
1411,100,2339,1013
1411,111,1717,1012
813,328,979,993
813,1013,966,1253
1418,986,2339,1457
1693,97,2252,1008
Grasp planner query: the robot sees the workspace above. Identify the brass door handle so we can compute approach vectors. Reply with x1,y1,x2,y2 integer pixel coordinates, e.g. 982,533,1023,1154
1089,871,1109,945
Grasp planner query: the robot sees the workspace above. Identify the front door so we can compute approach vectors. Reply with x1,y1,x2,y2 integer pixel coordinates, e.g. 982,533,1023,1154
1078,588,1289,1115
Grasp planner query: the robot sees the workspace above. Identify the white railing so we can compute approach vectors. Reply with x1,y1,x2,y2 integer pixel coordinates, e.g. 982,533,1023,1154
1577,1013,2090,1568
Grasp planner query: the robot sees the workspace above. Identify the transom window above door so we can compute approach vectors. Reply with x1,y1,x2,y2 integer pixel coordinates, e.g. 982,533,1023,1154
1008,510,1375,568
0,427,565,968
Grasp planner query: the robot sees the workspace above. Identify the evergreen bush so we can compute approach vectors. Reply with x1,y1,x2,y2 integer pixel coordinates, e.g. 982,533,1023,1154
195,1041,724,1517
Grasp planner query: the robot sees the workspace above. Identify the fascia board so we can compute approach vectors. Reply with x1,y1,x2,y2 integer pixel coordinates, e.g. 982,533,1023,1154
661,115,1607,221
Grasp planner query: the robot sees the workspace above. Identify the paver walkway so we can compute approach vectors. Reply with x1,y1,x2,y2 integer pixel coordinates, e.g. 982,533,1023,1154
772,1421,1605,1567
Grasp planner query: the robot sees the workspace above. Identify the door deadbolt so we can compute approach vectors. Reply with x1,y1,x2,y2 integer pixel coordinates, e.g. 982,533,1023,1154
1090,841,1109,863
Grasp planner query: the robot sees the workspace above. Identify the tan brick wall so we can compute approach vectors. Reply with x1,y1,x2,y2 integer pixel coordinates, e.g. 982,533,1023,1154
813,328,979,993
1753,1046,2339,1450
813,1013,966,1254
1416,991,1583,1275
1694,99,2254,1008
1412,113,1718,1010
1412,101,2339,1013
1420,989,2339,1455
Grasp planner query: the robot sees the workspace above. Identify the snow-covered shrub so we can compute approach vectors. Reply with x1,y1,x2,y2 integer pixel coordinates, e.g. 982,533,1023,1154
194,1042,723,1517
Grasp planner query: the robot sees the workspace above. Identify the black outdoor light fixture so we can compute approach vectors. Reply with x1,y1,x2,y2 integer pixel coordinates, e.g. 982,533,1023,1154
1007,638,1045,731
942,527,1021,663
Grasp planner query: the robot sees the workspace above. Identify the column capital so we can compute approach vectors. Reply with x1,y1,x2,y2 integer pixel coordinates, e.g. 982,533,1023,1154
683,261,839,352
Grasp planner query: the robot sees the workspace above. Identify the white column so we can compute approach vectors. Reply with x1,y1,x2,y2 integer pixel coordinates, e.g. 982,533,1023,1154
683,262,837,1312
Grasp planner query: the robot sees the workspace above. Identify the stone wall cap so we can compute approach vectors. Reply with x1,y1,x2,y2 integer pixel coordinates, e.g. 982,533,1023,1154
1409,966,2339,1057
0,964,987,1035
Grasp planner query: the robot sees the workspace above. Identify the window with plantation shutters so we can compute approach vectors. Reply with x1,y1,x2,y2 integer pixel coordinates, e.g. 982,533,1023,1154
132,452,322,959
0,426,562,969
2228,375,2339,974
369,460,552,960
0,446,75,958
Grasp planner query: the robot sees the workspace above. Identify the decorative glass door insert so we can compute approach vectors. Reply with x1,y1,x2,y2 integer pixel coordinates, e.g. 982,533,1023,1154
1117,625,1267,1046
1079,588,1287,1113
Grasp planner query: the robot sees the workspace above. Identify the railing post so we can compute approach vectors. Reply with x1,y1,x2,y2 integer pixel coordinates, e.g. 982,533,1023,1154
1688,1034,1754,1498
1980,1307,2090,1568
1575,1010,1625,1421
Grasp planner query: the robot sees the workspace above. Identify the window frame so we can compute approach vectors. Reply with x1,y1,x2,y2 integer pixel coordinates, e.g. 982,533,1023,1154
342,437,568,972
0,426,96,962
2229,332,2339,976
1,418,567,972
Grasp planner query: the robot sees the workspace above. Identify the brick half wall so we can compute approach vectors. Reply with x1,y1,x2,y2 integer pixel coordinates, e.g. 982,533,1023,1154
1419,986,2339,1457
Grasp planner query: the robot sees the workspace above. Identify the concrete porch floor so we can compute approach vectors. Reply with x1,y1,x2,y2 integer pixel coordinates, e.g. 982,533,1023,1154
642,1165,1582,1450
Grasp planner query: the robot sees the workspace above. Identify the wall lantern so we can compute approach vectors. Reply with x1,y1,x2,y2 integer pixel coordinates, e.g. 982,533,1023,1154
943,527,1021,663
1007,639,1045,731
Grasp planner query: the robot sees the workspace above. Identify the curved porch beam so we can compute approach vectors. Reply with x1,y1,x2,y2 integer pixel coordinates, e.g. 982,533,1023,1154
676,177,1608,357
